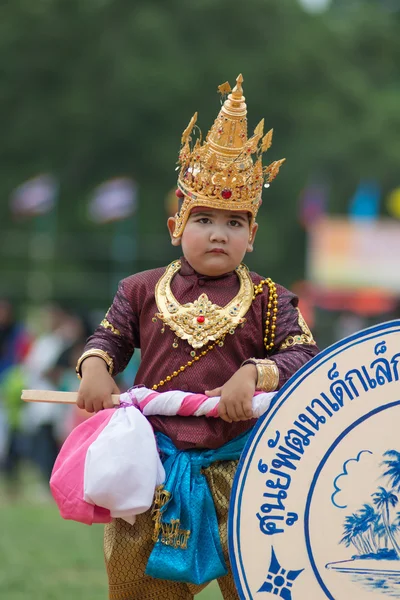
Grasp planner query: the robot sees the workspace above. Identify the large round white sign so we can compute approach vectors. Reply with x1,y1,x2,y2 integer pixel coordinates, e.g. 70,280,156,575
229,320,400,599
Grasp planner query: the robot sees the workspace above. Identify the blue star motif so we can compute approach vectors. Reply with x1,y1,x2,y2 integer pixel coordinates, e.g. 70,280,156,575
258,547,304,599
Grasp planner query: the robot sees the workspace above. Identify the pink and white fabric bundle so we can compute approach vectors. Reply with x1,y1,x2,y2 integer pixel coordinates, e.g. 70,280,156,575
50,387,276,526
119,386,276,419
50,405,165,526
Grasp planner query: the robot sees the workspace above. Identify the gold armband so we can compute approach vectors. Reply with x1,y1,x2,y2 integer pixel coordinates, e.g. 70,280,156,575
75,349,114,380
241,358,279,392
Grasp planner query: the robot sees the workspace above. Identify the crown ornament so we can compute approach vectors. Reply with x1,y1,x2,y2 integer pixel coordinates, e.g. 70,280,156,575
173,74,286,237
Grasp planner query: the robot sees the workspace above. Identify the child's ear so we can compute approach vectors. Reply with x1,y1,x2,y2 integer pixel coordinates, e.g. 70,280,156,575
167,217,182,246
247,222,258,252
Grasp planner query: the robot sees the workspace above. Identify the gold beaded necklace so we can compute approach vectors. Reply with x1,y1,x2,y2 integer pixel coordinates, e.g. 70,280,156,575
151,336,226,390
252,277,278,351
151,264,278,390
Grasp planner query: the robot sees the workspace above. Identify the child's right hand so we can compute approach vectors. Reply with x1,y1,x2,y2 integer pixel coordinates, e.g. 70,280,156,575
76,356,120,413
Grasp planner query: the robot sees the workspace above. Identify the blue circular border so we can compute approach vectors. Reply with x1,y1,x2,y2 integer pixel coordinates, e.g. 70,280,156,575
304,399,400,600
228,319,400,600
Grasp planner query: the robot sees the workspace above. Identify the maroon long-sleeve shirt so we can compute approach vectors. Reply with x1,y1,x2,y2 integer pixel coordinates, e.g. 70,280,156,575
84,257,318,449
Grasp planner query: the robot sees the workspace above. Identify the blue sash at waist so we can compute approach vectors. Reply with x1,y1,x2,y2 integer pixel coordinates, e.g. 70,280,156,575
145,430,251,584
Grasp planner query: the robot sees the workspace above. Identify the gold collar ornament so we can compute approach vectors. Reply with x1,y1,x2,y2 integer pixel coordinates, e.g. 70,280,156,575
155,260,254,349
173,74,286,237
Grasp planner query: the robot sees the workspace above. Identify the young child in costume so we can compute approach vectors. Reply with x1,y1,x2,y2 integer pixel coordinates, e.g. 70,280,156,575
76,74,319,600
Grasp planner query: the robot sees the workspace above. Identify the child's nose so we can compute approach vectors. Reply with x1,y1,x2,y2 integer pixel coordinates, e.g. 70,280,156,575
210,227,228,243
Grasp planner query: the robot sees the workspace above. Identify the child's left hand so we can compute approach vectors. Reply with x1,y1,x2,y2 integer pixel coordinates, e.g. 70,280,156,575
205,364,257,423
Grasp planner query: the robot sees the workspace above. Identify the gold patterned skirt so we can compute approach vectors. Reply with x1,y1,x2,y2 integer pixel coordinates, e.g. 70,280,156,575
104,459,239,600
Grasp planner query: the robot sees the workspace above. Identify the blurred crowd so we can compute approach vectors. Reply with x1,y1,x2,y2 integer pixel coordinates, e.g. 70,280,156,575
0,298,139,500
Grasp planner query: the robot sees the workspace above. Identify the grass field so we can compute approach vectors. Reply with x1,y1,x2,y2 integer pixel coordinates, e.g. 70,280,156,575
0,493,222,599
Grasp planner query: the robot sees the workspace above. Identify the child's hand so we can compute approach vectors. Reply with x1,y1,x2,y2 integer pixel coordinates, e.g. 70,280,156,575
205,364,257,423
77,356,120,413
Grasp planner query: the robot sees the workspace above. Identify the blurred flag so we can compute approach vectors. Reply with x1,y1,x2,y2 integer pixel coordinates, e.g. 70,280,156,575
387,187,400,219
349,180,380,220
88,177,137,224
298,181,327,229
10,174,58,217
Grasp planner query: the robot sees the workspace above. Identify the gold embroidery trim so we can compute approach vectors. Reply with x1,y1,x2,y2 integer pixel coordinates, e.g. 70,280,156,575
151,485,190,549
100,317,121,336
279,308,316,350
154,259,254,349
157,520,191,549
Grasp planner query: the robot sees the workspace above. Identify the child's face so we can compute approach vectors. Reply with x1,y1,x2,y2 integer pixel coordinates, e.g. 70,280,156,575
168,207,258,276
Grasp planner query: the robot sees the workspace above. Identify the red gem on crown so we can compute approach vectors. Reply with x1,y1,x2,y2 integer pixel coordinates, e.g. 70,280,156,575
197,316,205,323
221,188,232,199
175,188,185,198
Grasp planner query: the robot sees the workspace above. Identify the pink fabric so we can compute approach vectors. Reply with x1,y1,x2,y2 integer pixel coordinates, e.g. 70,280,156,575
177,393,208,416
50,409,115,525
128,388,267,418
137,391,159,411
206,405,220,418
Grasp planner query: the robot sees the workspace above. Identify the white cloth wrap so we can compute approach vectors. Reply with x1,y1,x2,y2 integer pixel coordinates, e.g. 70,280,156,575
83,407,165,524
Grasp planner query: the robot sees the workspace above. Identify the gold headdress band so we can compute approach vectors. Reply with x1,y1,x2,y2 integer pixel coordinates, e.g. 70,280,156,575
173,74,285,237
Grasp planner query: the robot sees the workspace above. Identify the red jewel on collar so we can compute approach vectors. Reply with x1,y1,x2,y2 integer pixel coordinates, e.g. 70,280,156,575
197,316,205,323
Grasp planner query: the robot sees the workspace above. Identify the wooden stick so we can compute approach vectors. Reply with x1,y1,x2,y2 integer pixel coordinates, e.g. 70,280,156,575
21,389,120,406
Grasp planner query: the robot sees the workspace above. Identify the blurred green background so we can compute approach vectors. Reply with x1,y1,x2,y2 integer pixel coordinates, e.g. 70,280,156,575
1,0,400,598
1,0,399,307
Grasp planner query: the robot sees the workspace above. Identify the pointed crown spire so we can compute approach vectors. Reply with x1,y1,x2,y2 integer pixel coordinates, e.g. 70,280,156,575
174,74,285,237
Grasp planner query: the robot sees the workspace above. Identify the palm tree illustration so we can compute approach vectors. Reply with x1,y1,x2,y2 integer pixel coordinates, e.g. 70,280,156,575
339,451,400,559
341,513,365,554
383,450,400,491
358,504,379,554
394,512,400,542
341,506,380,555
373,516,388,550
372,487,400,557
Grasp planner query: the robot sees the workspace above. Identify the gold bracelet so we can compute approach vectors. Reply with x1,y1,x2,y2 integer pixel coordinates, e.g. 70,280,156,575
241,358,279,392
255,361,279,392
75,349,114,380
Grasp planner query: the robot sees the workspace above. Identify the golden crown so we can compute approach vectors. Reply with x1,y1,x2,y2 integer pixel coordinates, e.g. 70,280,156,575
173,74,285,237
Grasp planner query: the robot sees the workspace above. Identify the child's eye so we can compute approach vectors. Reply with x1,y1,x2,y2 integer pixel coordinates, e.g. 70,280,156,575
197,217,211,224
229,220,242,227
